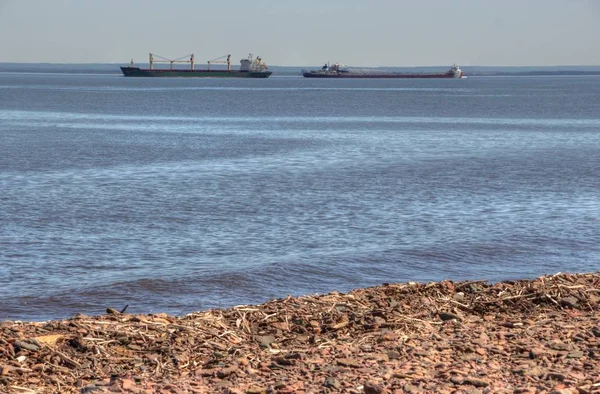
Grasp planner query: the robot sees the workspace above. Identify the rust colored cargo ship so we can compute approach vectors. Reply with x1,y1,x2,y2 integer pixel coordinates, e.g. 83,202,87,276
303,63,464,79
120,53,272,78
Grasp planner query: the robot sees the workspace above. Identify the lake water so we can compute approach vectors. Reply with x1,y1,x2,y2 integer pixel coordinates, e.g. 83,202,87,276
1,70,599,321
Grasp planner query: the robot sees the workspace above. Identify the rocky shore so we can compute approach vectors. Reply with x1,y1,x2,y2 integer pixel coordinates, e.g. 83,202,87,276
1,272,600,394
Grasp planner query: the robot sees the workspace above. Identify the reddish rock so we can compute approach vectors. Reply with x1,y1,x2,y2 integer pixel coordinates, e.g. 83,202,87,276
364,381,386,394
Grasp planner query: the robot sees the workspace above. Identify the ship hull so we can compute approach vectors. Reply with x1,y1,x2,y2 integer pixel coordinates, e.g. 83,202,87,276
303,71,460,79
120,67,272,78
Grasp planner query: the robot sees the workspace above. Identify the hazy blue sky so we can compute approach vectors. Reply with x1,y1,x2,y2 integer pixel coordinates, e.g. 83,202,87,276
1,0,599,66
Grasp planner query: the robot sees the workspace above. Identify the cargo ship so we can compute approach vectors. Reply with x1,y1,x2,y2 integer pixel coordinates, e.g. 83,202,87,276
120,53,272,78
303,63,464,79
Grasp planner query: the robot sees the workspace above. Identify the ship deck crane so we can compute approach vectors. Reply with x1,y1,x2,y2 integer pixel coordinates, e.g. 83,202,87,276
148,53,195,70
207,55,231,71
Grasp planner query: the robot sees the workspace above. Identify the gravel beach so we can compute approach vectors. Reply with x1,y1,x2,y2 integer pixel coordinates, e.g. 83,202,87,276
2,272,599,394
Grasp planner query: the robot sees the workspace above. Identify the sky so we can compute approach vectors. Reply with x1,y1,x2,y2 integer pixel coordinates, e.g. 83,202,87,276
1,0,599,67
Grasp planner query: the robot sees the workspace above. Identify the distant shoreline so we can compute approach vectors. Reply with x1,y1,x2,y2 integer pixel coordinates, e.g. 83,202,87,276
467,70,600,76
2,62,600,77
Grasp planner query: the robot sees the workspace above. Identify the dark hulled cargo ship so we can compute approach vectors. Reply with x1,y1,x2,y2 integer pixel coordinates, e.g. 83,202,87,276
303,63,464,79
120,53,272,78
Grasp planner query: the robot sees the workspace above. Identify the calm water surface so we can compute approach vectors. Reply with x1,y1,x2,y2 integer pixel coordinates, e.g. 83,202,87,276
1,71,599,321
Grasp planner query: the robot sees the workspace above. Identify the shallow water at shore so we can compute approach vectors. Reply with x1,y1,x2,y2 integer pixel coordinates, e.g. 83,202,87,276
1,72,599,321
